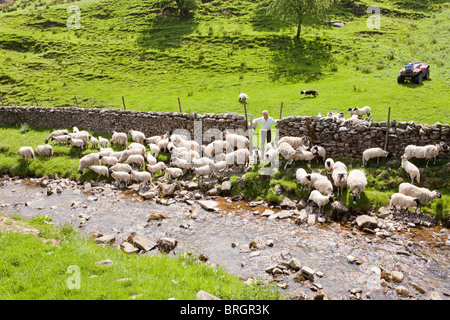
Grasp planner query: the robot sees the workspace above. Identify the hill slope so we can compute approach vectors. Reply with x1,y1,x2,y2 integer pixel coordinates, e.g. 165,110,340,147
0,0,449,123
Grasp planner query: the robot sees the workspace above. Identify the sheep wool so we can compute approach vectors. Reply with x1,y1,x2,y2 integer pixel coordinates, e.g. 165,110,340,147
90,165,109,178
398,182,442,213
362,147,389,167
308,190,334,214
125,154,145,168
277,136,309,149
78,153,100,174
19,147,35,160
400,155,420,184
35,145,53,157
146,162,166,173
111,171,132,186
110,132,128,147
131,170,154,187
389,193,420,213
347,169,367,203
129,130,146,144
325,158,334,174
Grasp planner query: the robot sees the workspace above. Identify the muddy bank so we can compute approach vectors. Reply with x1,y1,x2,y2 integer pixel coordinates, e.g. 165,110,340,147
0,175,449,300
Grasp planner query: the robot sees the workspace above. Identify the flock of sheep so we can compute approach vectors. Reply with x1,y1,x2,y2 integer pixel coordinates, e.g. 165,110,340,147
17,119,447,216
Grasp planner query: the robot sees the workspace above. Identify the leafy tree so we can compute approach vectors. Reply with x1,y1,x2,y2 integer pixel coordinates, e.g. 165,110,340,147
158,0,199,19
267,0,333,38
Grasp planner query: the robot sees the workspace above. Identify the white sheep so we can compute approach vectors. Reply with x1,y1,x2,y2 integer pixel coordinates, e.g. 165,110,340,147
146,162,166,174
291,148,315,165
238,91,249,101
311,145,326,164
202,140,228,158
128,142,146,153
98,136,109,148
362,147,390,167
45,129,68,144
278,142,299,169
67,137,85,150
131,169,154,187
192,157,215,168
347,169,368,203
109,163,132,173
72,126,79,133
170,135,200,153
98,147,114,157
264,141,278,153
78,153,101,174
148,143,160,158
129,130,146,144
331,161,348,196
111,170,132,187
109,151,124,160
308,190,334,214
223,131,249,151
404,142,448,167
144,135,162,145
19,146,35,160
398,183,442,213
209,161,227,178
295,168,309,190
325,158,334,174
35,145,53,157
400,154,420,184
263,148,279,168
90,136,99,149
170,156,194,170
222,148,250,166
249,149,261,166
311,175,334,196
119,148,145,163
162,166,183,180
193,164,213,180
389,193,420,213
277,136,309,149
157,137,169,153
351,106,371,118
99,155,118,167
70,131,90,147
126,154,145,168
110,131,128,147
90,165,109,179
145,151,157,166
50,135,70,145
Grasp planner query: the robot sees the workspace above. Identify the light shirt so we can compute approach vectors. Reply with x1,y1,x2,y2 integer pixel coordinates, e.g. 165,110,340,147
254,116,276,130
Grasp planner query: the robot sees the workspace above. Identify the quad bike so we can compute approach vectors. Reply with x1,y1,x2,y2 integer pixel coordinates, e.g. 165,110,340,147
398,62,430,84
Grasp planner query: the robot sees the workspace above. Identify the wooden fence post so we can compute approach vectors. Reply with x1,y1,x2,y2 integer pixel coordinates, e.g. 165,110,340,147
33,96,39,106
178,97,182,113
280,102,283,119
384,107,391,151
122,96,126,110
243,101,249,130
74,96,79,108
0,96,3,106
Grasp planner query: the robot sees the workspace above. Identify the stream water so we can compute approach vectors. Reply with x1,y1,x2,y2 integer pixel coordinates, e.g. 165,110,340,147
0,177,448,300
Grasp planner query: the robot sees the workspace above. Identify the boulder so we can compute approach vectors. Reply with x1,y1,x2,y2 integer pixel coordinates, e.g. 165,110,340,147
355,215,379,230
132,234,157,252
158,182,178,197
157,237,178,253
197,200,219,211
95,234,116,245
196,290,221,300
120,241,139,254
279,197,296,209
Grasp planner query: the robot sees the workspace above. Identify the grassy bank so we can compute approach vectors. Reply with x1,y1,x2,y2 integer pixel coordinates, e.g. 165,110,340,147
0,0,449,124
0,214,283,299
1,124,448,220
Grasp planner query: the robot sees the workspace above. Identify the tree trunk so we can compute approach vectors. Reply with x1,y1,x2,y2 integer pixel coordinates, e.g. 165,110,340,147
296,19,302,39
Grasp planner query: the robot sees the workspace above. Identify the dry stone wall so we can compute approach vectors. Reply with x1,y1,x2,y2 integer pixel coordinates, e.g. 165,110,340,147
0,106,448,159
278,116,450,158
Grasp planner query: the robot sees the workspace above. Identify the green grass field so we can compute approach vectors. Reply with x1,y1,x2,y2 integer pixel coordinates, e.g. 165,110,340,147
0,0,449,123
0,215,283,299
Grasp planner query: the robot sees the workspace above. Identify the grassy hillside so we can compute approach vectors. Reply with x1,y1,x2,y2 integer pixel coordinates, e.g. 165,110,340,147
0,0,449,124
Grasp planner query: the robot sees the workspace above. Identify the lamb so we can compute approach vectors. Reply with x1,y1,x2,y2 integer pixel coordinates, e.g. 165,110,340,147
78,153,101,174
99,155,118,167
350,106,371,118
111,170,132,187
98,136,110,148
110,131,128,147
44,129,68,144
308,190,334,214
146,162,166,174
400,154,420,184
161,166,183,180
109,163,132,173
90,165,109,179
291,148,316,165
125,154,145,168
89,136,99,149
295,168,309,190
35,145,53,157
130,169,154,187
404,142,448,167
223,130,249,151
324,158,334,174
311,145,326,163
193,164,213,180
362,147,389,167
145,152,157,166
278,142,300,169
398,183,442,213
389,193,420,214
129,130,146,144
72,126,79,133
19,146,35,160
277,136,309,149
70,131,90,147
331,161,348,196
67,137,85,150
50,135,70,145
347,169,368,203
